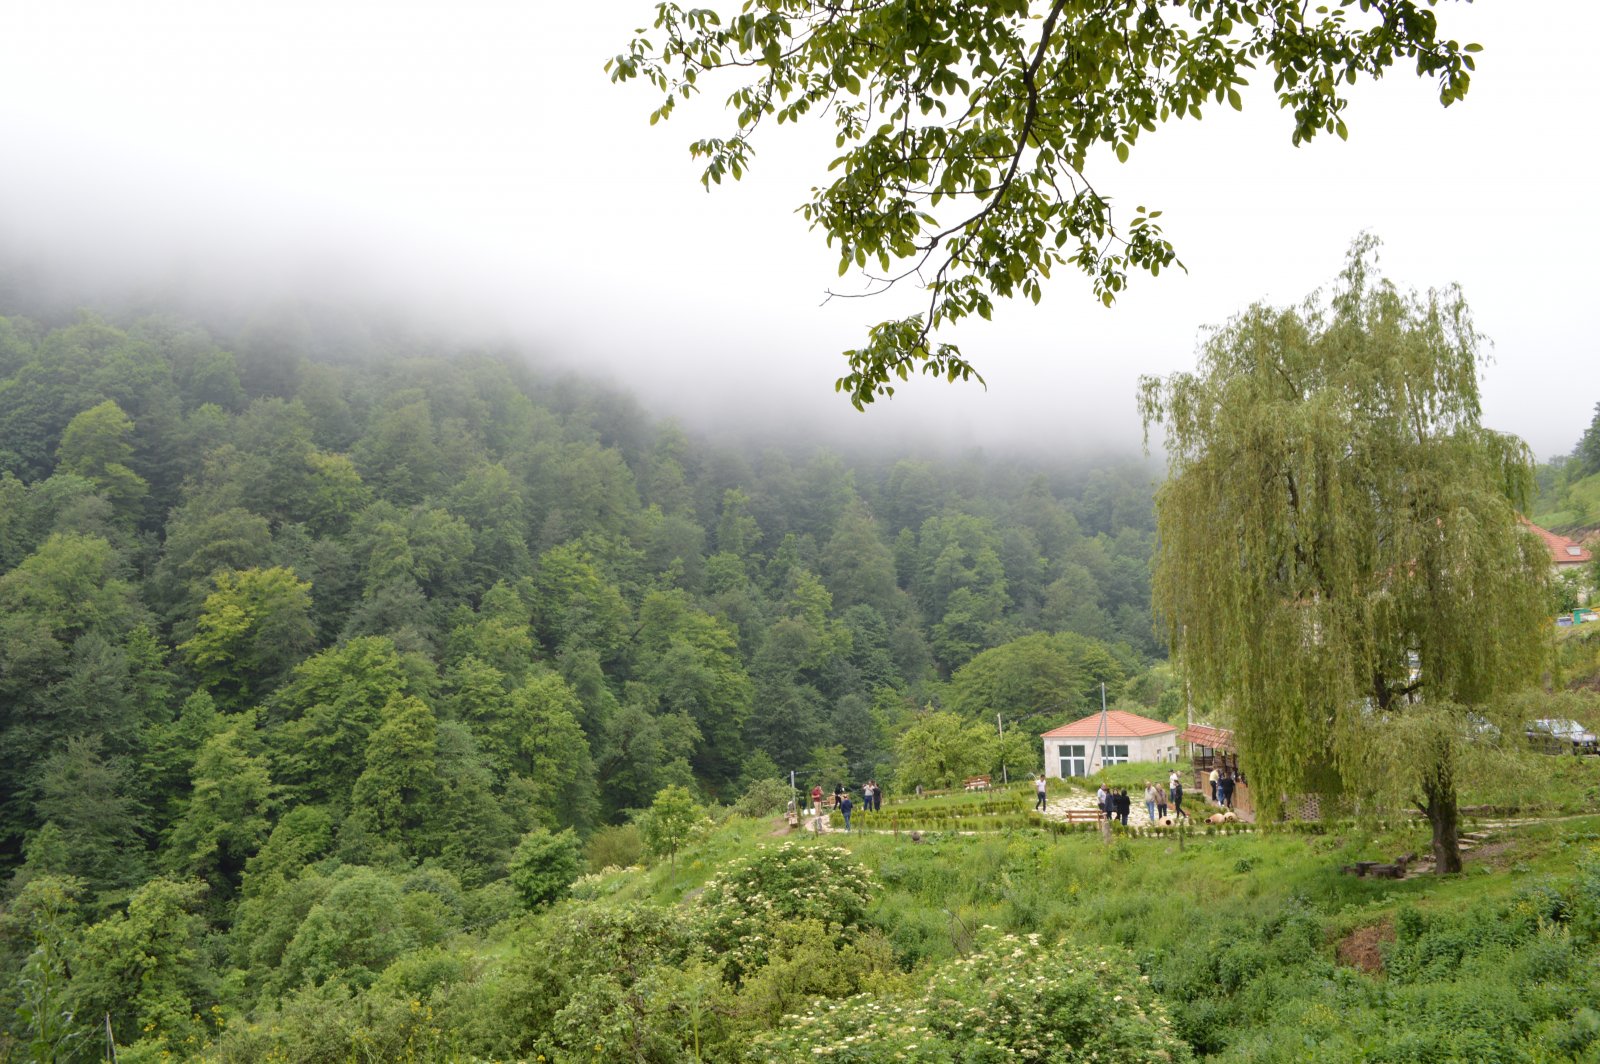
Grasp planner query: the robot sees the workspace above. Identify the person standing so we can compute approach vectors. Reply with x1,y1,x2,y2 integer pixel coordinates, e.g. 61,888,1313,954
833,784,844,810
1035,776,1049,812
1115,788,1131,825
811,784,823,814
1096,783,1111,819
1171,778,1186,819
1208,766,1220,803
1143,781,1159,823
841,792,854,833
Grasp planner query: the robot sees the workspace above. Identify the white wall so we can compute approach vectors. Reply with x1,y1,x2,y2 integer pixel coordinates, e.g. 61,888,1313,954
1042,732,1180,778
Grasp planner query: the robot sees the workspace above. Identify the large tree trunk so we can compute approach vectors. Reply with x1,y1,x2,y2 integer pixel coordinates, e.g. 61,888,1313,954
1421,774,1462,874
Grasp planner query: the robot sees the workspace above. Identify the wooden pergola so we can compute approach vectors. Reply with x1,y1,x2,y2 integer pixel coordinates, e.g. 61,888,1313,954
1178,724,1239,774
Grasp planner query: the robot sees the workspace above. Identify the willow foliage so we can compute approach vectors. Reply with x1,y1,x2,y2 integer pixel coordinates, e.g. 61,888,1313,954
1138,238,1549,822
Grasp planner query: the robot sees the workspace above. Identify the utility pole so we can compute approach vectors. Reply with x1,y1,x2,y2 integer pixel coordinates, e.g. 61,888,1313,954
997,713,1007,784
1087,683,1109,774
1092,683,1113,843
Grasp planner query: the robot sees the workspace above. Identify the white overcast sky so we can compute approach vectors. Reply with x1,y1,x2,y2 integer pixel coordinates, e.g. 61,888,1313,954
0,1,1595,458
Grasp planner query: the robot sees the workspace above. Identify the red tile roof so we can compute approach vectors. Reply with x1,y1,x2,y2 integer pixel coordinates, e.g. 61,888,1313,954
1179,724,1234,750
1521,518,1594,566
1041,710,1177,739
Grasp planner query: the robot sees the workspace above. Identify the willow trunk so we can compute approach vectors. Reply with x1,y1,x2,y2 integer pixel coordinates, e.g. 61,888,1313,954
1422,774,1462,874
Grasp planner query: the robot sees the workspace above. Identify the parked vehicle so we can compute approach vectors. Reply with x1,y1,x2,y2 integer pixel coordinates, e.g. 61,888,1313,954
1526,718,1599,756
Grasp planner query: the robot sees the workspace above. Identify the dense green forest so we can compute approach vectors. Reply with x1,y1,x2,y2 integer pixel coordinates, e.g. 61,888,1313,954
8,301,1600,1063
0,304,1179,1059
1535,402,1600,533
1533,404,1600,611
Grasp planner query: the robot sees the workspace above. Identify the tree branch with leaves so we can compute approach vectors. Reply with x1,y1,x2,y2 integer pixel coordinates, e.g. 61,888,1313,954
612,0,1480,407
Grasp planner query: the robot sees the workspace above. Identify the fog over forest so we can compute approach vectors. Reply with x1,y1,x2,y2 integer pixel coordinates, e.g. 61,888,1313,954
7,4,1600,1062
0,1,1596,458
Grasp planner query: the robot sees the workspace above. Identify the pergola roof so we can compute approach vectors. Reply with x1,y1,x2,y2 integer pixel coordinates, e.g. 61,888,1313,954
1178,724,1234,751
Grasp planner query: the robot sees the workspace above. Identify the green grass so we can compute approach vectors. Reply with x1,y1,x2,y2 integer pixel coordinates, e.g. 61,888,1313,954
209,799,1600,1061
1077,758,1197,792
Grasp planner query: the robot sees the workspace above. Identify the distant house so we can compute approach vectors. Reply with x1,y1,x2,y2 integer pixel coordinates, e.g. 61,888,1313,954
1523,518,1594,573
1040,710,1179,778
1523,518,1595,606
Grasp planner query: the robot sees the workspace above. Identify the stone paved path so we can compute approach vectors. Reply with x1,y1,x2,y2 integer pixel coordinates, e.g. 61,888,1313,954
1040,789,1215,827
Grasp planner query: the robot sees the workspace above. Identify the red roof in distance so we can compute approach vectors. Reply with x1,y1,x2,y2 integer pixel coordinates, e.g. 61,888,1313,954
1521,518,1594,566
1179,724,1234,750
1041,710,1177,739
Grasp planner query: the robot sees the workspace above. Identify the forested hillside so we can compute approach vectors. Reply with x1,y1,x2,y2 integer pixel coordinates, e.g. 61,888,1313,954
1536,402,1600,533
0,305,1173,1057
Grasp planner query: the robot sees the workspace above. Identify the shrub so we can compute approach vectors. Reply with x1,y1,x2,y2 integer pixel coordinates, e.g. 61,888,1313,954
484,904,694,1059
203,982,463,1064
371,944,473,999
460,879,521,931
271,867,455,993
754,930,1192,1062
695,842,874,983
547,959,734,1064
569,869,628,901
733,776,792,818
586,822,644,871
506,827,583,910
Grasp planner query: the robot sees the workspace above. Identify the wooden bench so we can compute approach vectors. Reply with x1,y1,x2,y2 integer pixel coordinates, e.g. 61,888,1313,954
1341,853,1415,879
1059,809,1103,824
963,775,992,791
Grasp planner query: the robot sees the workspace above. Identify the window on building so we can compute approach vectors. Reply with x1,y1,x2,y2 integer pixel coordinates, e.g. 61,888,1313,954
1100,744,1129,766
1059,744,1087,778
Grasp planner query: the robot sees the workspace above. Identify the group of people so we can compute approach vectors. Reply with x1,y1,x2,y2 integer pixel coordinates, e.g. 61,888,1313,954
808,780,883,832
1146,771,1189,821
1206,766,1241,809
1098,784,1134,823
1093,770,1193,825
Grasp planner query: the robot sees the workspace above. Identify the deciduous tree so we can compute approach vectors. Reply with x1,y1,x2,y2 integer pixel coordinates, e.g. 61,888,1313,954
613,0,1480,405
641,784,702,866
1139,239,1548,872
55,399,148,516
180,566,315,710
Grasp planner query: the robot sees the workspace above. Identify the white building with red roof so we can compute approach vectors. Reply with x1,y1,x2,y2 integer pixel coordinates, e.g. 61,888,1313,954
1522,518,1594,572
1039,709,1180,778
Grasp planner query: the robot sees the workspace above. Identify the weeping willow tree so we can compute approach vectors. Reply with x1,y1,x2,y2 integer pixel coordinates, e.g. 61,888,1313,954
1137,237,1549,873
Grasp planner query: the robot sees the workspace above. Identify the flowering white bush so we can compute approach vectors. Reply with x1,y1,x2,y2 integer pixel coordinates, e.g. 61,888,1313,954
694,842,874,983
754,930,1192,1062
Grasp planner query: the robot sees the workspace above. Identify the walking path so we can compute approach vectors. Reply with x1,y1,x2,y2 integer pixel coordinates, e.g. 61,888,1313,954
1038,789,1238,827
